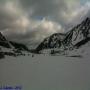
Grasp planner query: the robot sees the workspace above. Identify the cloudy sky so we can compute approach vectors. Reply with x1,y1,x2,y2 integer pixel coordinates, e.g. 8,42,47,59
0,0,90,43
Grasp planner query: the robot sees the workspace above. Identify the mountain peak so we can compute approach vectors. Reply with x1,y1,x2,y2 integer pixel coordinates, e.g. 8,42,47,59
82,17,90,25
85,17,90,21
35,17,90,54
0,32,7,41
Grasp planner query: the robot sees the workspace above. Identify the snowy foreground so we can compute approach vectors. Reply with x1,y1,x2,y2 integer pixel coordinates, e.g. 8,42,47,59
0,55,90,90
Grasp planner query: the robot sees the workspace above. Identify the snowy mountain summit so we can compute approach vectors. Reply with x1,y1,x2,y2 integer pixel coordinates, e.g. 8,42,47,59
35,17,90,57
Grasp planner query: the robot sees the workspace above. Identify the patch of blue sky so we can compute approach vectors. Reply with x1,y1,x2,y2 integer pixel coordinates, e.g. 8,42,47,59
33,16,44,20
80,0,90,4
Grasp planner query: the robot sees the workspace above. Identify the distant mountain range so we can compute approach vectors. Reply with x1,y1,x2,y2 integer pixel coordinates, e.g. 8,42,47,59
34,17,90,57
0,17,90,59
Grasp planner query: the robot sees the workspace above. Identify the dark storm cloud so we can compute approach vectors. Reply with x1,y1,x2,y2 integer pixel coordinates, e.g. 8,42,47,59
20,0,90,28
20,0,66,17
0,0,90,43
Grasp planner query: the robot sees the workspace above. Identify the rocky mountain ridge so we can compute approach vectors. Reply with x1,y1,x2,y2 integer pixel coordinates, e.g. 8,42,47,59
0,17,90,59
35,17,90,56
0,32,30,59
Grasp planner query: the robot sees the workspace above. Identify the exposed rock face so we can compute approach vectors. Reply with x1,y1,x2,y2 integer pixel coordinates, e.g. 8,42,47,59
35,17,90,55
0,17,90,58
36,33,65,51
0,32,30,59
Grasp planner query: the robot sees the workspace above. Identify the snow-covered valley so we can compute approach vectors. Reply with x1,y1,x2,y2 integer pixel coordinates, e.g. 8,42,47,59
0,56,90,90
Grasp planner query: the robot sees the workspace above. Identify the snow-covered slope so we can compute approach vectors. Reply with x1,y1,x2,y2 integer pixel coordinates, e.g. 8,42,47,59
35,17,90,56
1,17,90,58
36,33,65,51
0,32,31,59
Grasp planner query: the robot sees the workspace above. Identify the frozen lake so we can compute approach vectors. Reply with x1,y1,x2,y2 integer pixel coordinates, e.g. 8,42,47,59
0,55,90,90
